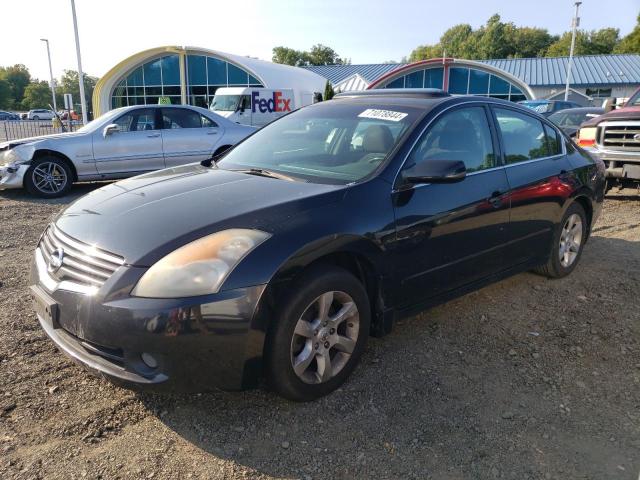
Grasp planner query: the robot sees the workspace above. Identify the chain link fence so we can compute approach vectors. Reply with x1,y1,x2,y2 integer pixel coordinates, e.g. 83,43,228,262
0,120,84,143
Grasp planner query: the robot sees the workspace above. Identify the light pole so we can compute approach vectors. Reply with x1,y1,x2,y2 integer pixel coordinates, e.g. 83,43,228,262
40,39,57,113
564,1,582,101
70,0,88,123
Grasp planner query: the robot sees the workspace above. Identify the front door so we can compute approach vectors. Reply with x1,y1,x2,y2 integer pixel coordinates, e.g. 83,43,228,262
160,108,222,168
92,107,164,175
392,105,511,308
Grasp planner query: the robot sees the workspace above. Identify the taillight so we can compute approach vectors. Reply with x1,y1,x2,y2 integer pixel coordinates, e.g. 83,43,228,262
577,127,597,148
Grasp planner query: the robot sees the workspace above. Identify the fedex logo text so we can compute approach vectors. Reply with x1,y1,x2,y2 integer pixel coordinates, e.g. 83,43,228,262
251,91,292,114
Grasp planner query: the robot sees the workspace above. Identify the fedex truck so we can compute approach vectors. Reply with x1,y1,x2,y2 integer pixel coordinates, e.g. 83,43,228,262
210,87,321,127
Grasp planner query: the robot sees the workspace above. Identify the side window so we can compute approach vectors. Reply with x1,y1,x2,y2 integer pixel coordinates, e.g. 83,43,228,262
406,106,495,173
543,124,562,156
494,108,548,164
239,95,252,112
161,108,203,129
113,108,156,132
201,115,218,128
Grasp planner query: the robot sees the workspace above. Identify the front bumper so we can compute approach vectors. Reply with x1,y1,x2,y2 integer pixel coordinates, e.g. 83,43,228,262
584,146,640,180
30,247,268,392
0,164,28,190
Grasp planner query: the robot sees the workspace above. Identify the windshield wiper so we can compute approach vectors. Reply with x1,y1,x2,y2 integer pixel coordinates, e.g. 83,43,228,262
233,168,300,182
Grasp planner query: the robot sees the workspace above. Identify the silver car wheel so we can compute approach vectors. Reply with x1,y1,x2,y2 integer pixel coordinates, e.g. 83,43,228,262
290,291,360,385
32,162,68,194
559,213,583,268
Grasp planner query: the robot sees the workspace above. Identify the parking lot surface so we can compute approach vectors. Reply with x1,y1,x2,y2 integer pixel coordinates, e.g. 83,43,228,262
0,185,639,480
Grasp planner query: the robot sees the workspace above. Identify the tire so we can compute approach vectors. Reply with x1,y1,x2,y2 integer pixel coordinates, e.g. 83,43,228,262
534,202,587,278
25,156,73,198
32,116,39,121
266,265,371,401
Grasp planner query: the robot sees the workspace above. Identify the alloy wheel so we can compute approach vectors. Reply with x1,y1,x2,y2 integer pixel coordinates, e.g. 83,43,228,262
559,213,583,268
290,291,360,384
32,162,68,195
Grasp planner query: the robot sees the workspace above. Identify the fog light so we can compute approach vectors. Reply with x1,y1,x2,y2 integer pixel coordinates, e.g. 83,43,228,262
141,352,158,369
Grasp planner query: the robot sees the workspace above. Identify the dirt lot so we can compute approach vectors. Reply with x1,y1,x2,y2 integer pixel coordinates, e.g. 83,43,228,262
0,185,639,480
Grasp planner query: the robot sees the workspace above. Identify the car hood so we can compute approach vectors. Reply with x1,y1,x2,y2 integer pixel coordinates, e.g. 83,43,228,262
0,130,88,150
582,106,640,127
55,164,345,265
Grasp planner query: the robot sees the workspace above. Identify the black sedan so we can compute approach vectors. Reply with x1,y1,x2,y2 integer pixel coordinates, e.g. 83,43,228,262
548,107,605,138
30,90,605,401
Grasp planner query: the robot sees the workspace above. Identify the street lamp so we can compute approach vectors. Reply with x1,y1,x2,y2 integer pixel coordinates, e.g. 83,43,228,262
40,39,57,113
69,0,88,124
564,1,582,101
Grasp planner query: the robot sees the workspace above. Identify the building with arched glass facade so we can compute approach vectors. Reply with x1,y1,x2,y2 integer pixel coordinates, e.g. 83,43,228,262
93,46,327,117
367,58,534,101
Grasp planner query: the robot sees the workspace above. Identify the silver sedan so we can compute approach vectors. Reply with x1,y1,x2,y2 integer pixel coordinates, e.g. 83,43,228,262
0,104,255,197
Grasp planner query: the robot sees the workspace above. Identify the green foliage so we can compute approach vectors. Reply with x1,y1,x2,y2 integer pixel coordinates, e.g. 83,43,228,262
58,69,98,115
272,44,347,66
323,81,335,101
408,13,625,61
0,64,31,109
21,81,52,110
615,13,640,53
0,78,12,109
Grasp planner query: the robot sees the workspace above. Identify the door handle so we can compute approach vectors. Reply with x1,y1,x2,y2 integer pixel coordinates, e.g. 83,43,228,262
207,130,218,135
488,191,503,208
146,133,160,138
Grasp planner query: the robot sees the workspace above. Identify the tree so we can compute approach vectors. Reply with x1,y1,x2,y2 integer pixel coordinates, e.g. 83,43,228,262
0,64,31,109
21,81,52,110
308,44,345,65
0,78,12,109
58,69,98,116
272,46,308,66
323,81,335,101
545,28,620,56
615,13,640,53
272,44,347,66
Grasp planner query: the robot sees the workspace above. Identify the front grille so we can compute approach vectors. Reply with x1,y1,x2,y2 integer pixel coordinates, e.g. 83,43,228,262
39,224,124,288
600,123,640,151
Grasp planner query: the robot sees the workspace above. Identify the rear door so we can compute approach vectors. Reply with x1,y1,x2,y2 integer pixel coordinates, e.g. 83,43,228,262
160,108,222,167
92,107,165,175
491,106,575,265
392,104,511,307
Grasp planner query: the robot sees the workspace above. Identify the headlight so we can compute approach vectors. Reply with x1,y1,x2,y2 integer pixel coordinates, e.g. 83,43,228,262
131,229,270,298
576,127,597,148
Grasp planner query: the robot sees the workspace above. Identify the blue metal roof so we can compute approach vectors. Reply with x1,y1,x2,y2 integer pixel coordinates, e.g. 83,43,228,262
304,55,640,88
303,64,404,85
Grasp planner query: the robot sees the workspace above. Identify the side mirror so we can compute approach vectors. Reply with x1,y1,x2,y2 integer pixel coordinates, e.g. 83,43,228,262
403,160,467,185
103,123,120,138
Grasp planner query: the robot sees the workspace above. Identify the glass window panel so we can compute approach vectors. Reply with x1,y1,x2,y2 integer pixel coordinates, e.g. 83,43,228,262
127,86,144,96
161,55,180,85
248,75,261,85
425,68,444,89
510,94,527,103
385,77,405,88
126,67,144,86
405,70,424,88
543,124,562,156
111,97,127,108
228,63,248,85
187,55,207,85
189,86,207,96
190,96,208,108
129,96,146,106
163,86,181,96
448,67,469,94
146,96,159,105
406,106,495,173
207,57,227,84
489,75,510,95
113,81,127,96
208,86,221,96
145,86,162,96
495,108,548,164
143,58,162,85
162,108,202,129
469,69,489,95
114,108,157,132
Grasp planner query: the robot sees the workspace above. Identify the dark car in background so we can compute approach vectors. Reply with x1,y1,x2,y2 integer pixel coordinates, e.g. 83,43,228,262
0,110,20,121
30,90,605,401
518,99,582,117
548,107,605,137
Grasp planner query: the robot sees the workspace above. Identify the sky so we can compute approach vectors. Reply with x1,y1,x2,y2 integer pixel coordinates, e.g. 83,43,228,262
0,0,638,81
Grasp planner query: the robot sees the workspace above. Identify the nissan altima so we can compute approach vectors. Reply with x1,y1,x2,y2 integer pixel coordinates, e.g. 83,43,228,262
30,90,605,401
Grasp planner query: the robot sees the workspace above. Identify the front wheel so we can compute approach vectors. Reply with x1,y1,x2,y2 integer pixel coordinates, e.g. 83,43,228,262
25,156,73,198
535,202,587,278
266,265,370,401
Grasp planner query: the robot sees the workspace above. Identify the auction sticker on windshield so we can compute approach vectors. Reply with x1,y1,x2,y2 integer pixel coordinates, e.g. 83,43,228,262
358,109,408,122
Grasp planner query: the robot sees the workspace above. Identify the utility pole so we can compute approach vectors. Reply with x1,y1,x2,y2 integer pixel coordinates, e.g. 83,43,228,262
564,1,582,101
70,0,88,123
40,39,57,113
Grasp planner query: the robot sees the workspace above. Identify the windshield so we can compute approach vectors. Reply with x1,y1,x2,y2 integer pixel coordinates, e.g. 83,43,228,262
76,109,122,133
211,95,241,112
549,110,603,128
217,102,421,184
519,101,552,114
627,89,640,107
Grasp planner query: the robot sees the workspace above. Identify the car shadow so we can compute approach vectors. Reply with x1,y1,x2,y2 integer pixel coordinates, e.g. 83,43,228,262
133,235,640,479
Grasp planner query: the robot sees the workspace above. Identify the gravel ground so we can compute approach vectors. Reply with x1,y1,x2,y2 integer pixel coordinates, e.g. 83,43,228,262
0,185,639,480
